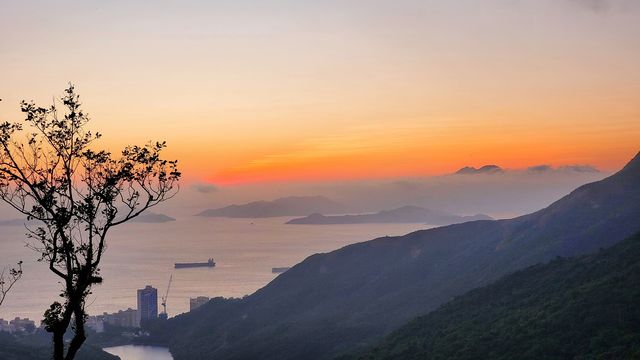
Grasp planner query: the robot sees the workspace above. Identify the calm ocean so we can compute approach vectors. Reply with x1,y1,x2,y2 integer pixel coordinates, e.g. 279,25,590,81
0,216,427,321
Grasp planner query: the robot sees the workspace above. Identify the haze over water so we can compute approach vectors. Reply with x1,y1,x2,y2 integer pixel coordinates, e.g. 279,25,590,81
0,217,428,321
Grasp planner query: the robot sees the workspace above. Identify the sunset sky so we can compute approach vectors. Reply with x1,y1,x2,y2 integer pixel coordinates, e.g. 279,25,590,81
1,0,639,185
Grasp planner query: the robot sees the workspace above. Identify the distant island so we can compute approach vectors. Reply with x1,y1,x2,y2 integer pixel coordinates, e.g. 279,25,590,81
455,165,504,175
196,196,345,218
286,205,493,225
130,212,176,223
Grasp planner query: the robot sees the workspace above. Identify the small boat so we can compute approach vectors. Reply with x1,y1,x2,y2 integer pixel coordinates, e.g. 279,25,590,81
272,267,291,274
175,258,216,269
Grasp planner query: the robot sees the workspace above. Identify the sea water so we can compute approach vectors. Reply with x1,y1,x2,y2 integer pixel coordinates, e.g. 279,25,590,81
0,216,428,320
103,345,173,360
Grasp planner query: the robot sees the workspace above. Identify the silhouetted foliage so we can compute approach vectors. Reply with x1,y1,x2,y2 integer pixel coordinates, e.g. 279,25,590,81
0,261,22,307
0,84,181,360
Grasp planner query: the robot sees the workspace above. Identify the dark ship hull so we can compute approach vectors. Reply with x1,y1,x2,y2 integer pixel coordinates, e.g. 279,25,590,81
175,259,215,269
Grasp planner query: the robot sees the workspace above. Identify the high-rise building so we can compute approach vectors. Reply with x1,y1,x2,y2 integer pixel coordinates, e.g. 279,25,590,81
137,285,158,324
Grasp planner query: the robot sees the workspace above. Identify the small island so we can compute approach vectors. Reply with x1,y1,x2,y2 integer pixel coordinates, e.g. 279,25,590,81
130,212,176,223
286,206,492,225
196,196,345,218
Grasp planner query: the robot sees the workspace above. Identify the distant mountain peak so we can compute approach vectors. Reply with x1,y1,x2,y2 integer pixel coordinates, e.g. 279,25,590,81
455,164,504,175
196,195,344,218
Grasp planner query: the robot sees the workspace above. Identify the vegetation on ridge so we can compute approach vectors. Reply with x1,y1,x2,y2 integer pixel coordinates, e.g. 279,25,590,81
351,232,640,360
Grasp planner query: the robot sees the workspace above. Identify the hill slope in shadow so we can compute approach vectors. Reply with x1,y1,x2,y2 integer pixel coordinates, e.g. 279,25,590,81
166,152,640,360
351,232,640,360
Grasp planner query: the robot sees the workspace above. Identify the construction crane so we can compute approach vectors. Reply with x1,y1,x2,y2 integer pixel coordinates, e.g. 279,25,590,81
160,274,173,320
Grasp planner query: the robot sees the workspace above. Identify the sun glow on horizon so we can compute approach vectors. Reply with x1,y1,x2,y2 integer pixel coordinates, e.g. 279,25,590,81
1,0,639,185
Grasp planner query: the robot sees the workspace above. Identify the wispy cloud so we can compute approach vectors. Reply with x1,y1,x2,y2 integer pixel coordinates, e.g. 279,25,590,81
527,164,599,173
191,182,219,194
527,165,553,173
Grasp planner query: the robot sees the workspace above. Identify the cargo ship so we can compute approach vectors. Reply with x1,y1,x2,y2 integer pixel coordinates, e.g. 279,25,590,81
272,267,291,274
175,258,216,269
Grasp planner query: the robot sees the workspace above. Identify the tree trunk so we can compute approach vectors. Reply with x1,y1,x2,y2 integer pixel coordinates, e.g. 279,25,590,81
64,304,87,360
52,328,65,360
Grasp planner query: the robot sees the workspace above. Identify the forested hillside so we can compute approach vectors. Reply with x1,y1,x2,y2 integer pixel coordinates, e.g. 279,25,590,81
352,232,640,360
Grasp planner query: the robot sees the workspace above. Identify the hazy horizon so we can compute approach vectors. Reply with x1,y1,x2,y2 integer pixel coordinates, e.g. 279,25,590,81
0,161,610,221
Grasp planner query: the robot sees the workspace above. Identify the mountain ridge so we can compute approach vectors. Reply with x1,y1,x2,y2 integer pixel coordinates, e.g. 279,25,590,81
455,164,504,175
166,151,640,360
196,196,344,218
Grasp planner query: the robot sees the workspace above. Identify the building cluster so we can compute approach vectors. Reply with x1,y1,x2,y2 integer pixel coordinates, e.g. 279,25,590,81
100,308,139,328
85,284,159,332
0,317,36,333
84,285,210,333
0,285,216,334
1,285,213,335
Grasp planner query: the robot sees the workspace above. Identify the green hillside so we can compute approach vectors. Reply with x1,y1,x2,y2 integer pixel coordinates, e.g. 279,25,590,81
353,232,640,360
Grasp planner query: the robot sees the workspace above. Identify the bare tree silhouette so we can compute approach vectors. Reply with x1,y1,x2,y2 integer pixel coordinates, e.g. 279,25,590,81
0,84,181,360
0,261,22,307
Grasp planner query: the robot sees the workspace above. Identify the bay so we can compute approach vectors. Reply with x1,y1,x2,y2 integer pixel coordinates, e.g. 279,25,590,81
103,345,173,360
0,216,428,321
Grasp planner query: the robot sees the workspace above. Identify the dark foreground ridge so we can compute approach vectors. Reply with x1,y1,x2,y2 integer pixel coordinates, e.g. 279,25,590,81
164,152,640,360
350,231,640,360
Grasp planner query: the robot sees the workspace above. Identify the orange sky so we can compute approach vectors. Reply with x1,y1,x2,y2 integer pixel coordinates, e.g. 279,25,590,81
1,1,639,185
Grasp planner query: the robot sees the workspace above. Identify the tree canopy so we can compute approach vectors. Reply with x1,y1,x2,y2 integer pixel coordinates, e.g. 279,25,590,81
0,84,181,360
